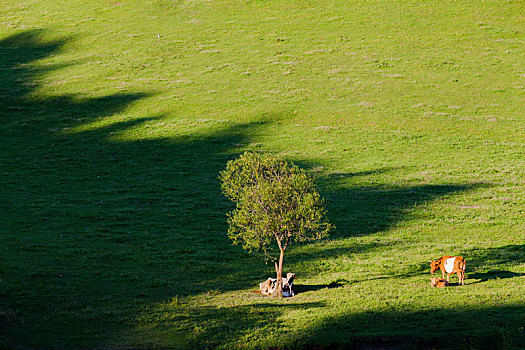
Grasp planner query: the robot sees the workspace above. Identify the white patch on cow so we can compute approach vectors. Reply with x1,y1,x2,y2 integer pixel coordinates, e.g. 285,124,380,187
444,257,456,273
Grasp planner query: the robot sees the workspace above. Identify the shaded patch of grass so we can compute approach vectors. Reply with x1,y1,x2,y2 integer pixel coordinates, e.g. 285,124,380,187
0,30,270,347
296,304,525,350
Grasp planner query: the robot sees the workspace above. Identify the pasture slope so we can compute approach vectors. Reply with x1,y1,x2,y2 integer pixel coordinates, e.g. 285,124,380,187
1,0,524,349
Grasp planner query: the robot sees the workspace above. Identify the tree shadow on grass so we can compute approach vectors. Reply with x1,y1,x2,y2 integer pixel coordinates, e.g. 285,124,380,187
464,244,525,269
291,162,477,240
460,244,525,285
356,244,525,287
295,304,525,349
0,29,503,350
294,278,349,294
131,302,525,349
324,182,480,238
0,31,146,129
128,301,326,349
467,270,524,285
286,181,482,278
1,30,273,348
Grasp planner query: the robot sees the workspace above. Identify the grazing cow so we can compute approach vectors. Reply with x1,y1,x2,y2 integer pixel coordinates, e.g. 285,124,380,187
430,277,449,288
430,256,466,285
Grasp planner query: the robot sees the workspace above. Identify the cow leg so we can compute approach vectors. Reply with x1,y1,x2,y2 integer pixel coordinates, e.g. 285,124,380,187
446,273,450,282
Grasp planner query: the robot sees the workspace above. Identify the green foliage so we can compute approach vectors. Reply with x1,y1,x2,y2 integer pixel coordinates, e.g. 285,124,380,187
220,152,331,258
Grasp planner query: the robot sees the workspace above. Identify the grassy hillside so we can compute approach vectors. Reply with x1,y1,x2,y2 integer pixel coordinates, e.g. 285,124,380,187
1,0,524,348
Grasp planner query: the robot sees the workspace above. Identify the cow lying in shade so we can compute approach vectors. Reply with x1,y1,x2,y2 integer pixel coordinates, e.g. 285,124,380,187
430,255,466,285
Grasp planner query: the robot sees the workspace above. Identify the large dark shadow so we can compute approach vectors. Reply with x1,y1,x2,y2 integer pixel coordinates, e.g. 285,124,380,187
143,301,326,349
0,30,271,348
464,244,525,268
467,270,524,285
293,304,525,349
294,278,349,294
461,244,525,284
0,31,147,129
286,180,481,276
322,180,479,238
0,30,506,349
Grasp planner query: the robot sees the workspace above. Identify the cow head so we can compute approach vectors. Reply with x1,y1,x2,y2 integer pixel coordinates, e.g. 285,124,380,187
430,260,440,274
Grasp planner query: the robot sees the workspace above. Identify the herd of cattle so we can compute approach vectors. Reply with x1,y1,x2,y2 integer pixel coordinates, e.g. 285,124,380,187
258,255,466,296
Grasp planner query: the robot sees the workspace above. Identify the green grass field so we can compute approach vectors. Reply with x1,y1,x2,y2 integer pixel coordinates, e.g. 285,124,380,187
1,0,524,348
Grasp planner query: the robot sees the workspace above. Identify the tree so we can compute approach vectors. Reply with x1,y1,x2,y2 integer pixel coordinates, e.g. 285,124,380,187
219,152,332,297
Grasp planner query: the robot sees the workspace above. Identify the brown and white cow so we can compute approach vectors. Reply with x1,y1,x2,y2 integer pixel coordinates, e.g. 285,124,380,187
430,277,449,288
430,256,466,285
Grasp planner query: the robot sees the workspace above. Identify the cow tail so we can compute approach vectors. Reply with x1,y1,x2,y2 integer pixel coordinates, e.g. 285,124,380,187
462,259,466,284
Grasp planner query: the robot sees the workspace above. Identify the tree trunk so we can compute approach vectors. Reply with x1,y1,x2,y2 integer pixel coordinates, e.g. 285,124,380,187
272,249,284,297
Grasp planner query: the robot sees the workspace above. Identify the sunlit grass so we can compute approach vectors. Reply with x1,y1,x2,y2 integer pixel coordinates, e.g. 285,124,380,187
1,0,524,348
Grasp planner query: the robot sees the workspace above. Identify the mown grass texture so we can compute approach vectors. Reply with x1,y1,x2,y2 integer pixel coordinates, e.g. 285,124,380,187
1,0,524,348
